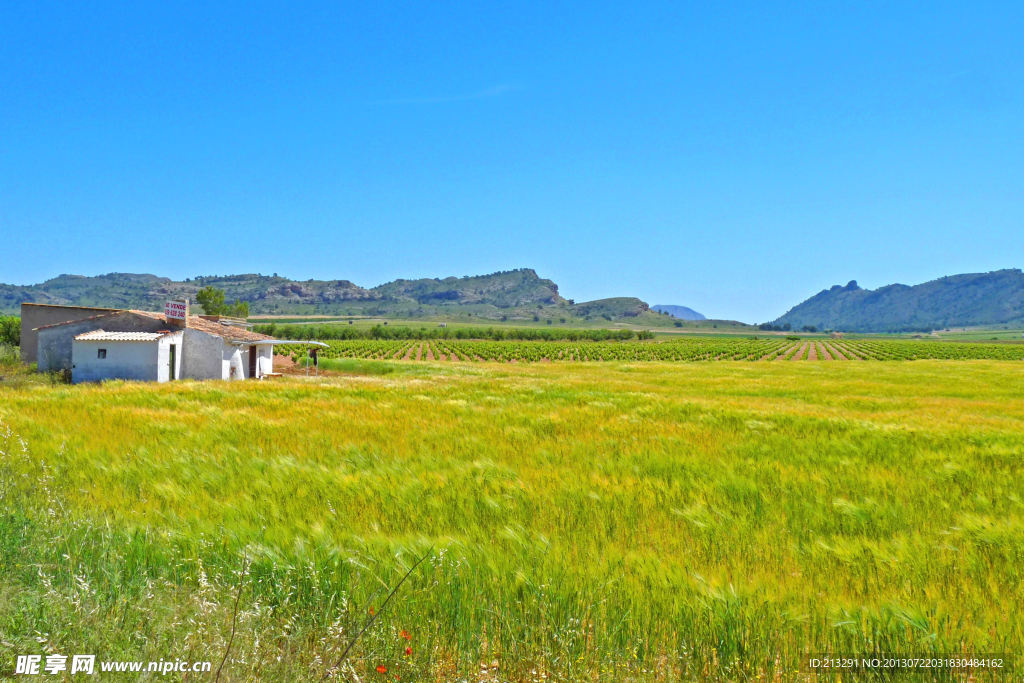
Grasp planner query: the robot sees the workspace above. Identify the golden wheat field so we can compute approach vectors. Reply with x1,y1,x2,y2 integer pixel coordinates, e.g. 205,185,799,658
1,359,1023,681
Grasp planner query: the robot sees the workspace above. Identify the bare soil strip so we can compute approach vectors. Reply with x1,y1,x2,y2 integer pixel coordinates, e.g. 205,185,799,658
824,342,847,361
790,342,809,361
835,342,863,360
402,344,414,361
273,353,297,372
818,342,833,361
415,343,423,361
808,343,819,361
425,343,435,362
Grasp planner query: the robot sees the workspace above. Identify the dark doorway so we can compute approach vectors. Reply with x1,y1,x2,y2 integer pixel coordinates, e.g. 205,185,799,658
249,345,257,379
168,344,177,381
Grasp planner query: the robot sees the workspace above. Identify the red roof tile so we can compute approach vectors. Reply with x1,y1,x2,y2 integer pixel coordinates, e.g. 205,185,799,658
184,316,272,342
35,308,272,343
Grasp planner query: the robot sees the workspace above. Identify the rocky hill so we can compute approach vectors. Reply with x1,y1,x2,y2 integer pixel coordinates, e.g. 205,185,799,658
371,270,563,308
0,272,380,314
0,269,679,324
772,269,1024,332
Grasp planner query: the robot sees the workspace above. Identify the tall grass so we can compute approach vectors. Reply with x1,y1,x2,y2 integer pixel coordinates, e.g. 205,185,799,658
1,361,1022,680
0,343,18,368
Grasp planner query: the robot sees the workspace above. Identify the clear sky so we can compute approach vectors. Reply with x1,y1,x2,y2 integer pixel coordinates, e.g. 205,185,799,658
1,3,1021,322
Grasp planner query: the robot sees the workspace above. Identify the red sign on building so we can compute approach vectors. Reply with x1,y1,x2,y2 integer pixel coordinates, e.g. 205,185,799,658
165,301,188,320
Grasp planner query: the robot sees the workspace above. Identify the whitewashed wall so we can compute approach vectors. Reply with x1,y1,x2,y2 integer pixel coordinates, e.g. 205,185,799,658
224,345,246,380
72,340,158,383
182,329,224,379
70,332,183,384
255,344,274,377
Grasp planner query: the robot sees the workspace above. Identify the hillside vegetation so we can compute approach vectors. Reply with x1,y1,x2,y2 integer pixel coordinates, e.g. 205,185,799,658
0,269,690,326
774,269,1024,333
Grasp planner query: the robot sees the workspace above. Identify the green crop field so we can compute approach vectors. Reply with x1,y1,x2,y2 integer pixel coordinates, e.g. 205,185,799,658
279,337,1024,364
1,359,1022,681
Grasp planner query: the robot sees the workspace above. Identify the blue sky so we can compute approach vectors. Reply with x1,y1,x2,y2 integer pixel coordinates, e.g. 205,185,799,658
1,2,1021,322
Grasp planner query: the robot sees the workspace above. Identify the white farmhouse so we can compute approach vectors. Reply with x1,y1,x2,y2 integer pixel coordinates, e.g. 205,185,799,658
72,330,185,383
34,300,279,384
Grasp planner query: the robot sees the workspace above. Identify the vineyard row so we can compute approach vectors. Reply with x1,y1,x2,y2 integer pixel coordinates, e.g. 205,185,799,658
275,339,1024,363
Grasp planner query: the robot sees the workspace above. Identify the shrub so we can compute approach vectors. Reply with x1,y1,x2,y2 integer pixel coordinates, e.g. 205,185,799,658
0,343,19,367
196,286,249,317
0,315,19,346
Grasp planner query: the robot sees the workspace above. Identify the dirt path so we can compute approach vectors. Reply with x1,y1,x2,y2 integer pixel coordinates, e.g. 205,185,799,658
425,342,435,361
415,342,424,361
818,342,833,361
835,343,862,360
824,342,846,360
790,342,809,361
807,343,819,361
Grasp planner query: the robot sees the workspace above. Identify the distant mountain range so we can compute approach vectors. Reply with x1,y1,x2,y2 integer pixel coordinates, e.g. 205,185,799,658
773,269,1024,332
652,305,706,321
0,269,704,326
16,267,1015,333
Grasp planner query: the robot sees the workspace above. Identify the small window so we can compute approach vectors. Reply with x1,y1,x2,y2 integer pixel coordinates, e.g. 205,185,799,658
97,349,107,359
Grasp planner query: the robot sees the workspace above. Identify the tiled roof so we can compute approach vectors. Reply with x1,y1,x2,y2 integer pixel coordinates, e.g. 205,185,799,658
184,316,272,342
35,308,272,343
74,330,176,342
127,310,271,341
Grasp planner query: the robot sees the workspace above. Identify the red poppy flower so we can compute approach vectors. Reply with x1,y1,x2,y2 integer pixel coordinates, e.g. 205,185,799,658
376,665,387,674
405,646,412,656
399,630,411,640
369,607,376,616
